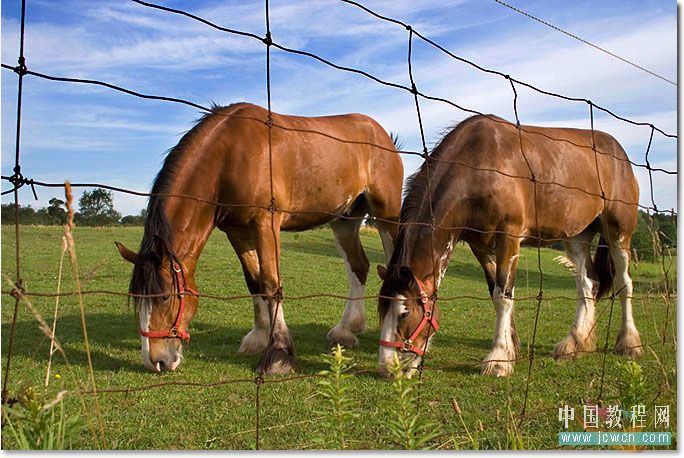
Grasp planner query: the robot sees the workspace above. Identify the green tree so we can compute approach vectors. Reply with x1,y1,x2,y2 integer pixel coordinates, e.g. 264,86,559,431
76,189,121,227
631,210,677,261
47,198,67,225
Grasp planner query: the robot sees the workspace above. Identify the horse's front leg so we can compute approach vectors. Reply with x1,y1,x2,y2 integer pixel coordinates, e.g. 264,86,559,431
254,221,297,375
239,297,272,354
226,232,272,355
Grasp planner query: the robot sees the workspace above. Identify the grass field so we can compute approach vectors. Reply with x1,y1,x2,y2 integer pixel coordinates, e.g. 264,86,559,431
1,225,677,449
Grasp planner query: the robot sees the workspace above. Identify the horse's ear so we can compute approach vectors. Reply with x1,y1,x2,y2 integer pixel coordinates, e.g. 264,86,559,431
377,265,387,280
115,241,138,264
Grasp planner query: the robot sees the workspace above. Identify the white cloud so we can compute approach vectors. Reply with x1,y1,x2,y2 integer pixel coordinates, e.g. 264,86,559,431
1,0,676,218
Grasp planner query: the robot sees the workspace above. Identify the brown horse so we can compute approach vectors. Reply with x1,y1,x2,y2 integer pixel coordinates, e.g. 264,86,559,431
377,114,641,377
115,102,403,374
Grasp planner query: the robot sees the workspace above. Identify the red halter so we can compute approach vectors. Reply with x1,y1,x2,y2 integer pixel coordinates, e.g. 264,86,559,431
139,259,198,341
379,276,439,356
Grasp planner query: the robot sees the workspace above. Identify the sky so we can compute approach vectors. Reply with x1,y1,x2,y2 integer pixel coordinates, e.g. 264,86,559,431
0,0,677,217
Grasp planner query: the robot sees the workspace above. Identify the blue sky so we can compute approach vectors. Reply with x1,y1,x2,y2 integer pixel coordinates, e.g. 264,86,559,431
1,0,677,216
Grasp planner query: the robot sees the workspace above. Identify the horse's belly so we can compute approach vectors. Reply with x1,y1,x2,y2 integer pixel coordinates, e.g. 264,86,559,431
280,193,359,231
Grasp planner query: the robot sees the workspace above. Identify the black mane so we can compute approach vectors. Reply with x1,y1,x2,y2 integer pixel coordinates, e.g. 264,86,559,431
388,115,485,276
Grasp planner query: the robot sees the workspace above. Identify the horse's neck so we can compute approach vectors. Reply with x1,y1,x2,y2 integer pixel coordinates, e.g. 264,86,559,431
404,226,457,294
159,193,215,275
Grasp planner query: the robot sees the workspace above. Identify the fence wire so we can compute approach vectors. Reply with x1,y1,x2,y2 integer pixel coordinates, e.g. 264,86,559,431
1,0,677,450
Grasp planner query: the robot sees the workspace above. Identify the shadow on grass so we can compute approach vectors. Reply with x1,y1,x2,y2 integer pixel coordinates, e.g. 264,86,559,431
444,258,577,291
283,237,386,263
4,311,562,381
2,314,387,376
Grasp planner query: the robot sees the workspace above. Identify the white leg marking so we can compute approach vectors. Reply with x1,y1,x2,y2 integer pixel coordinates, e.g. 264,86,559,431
612,242,634,327
482,286,515,376
553,238,598,359
570,246,597,339
270,297,288,334
504,254,519,291
239,297,271,354
611,240,642,358
328,228,366,347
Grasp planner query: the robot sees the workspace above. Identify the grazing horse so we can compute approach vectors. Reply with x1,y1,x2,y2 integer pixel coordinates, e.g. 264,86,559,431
377,114,641,378
115,102,403,374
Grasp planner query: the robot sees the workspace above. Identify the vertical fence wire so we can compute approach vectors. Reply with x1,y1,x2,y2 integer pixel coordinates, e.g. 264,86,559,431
406,26,439,388
2,0,28,406
507,78,545,419
254,0,277,449
588,101,614,400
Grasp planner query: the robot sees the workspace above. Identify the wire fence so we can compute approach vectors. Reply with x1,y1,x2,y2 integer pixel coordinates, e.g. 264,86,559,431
1,0,677,450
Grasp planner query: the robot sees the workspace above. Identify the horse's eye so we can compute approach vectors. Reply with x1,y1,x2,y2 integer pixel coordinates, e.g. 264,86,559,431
161,296,170,303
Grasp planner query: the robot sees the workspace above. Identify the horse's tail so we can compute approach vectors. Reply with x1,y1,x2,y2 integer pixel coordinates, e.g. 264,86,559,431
593,235,614,300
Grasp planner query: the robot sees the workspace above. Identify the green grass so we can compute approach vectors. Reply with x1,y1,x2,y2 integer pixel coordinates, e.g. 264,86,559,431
1,225,677,449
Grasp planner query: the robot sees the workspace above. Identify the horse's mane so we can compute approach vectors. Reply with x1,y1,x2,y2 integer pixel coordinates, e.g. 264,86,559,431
129,103,244,297
388,115,485,277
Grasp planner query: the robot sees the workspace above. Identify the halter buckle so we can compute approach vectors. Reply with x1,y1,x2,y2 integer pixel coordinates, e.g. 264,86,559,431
401,339,414,352
172,262,182,273
424,310,432,319
169,326,180,338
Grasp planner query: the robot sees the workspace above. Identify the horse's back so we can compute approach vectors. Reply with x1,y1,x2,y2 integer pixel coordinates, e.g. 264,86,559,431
432,114,638,241
209,103,402,229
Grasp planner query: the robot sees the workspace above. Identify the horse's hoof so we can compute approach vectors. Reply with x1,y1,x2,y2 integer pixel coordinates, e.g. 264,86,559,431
552,332,596,360
481,360,514,377
615,327,643,359
257,347,297,375
238,329,269,354
327,324,359,348
350,321,367,335
481,349,515,376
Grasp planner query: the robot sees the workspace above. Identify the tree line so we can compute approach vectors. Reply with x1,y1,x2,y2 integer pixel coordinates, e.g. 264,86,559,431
1,188,146,227
0,188,676,261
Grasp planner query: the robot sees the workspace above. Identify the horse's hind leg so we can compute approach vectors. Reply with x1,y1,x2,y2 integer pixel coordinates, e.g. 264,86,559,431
254,219,297,374
481,232,521,377
328,218,369,347
610,236,642,358
553,231,599,359
226,231,271,354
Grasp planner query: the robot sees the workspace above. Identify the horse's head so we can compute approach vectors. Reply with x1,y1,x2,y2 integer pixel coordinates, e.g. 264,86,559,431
115,240,198,372
377,265,440,379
